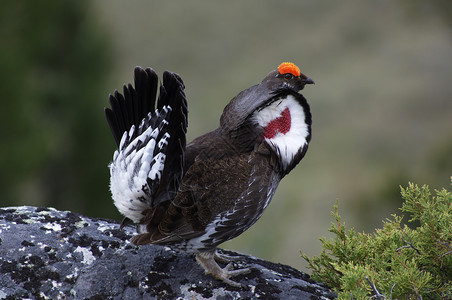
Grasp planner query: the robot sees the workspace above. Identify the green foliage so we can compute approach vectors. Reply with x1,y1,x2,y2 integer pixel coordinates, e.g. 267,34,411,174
0,1,115,217
301,177,452,299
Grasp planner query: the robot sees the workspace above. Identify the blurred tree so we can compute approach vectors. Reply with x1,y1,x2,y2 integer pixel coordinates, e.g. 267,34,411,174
0,1,117,218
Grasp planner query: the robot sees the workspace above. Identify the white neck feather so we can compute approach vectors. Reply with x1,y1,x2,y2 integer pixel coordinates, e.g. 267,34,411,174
252,94,310,170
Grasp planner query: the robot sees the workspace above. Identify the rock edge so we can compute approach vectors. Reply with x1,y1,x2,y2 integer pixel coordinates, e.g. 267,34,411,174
0,206,336,299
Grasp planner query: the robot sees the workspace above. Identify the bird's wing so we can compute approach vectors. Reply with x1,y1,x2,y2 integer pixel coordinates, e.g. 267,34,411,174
105,67,188,223
132,143,278,247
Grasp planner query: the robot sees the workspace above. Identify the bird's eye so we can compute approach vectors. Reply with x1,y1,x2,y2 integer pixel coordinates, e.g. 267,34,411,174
283,73,294,79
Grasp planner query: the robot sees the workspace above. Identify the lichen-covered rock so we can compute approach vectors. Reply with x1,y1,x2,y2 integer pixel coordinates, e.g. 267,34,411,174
0,206,336,299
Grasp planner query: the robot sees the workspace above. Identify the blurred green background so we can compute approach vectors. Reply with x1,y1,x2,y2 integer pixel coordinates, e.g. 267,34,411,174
1,0,451,272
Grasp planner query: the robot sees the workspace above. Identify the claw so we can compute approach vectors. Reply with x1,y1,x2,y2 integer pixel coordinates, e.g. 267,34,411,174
196,250,251,288
214,250,242,263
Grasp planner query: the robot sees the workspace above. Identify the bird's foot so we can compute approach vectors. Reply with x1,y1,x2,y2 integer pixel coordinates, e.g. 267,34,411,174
214,250,242,263
196,250,251,288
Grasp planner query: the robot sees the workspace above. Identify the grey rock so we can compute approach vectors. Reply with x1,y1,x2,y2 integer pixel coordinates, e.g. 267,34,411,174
0,206,336,299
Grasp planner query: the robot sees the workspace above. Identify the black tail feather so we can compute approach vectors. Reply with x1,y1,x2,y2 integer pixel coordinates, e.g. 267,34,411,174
105,67,160,147
106,66,189,207
153,71,188,202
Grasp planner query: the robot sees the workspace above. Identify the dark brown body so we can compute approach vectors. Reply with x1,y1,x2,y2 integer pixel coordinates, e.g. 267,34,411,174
132,127,281,252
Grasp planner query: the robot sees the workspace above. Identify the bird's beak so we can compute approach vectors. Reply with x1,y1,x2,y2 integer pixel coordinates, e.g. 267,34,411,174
303,77,315,85
299,72,315,85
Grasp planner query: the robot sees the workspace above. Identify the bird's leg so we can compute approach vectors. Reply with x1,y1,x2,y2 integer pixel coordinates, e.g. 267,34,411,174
195,250,251,288
214,249,242,263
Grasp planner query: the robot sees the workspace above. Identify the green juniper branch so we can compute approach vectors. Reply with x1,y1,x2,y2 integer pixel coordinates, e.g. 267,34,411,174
301,177,452,299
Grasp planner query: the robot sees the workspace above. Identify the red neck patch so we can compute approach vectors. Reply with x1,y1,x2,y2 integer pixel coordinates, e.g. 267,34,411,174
263,108,291,139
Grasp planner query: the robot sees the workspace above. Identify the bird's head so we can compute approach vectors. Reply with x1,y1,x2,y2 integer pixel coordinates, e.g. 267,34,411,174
220,62,314,174
263,62,314,92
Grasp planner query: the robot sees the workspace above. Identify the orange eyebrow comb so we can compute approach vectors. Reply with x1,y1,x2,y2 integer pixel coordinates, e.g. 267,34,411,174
278,62,301,77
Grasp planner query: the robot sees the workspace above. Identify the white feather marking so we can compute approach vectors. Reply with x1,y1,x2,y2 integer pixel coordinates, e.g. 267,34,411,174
137,139,156,181
128,125,135,140
158,132,170,149
186,211,232,251
263,176,279,210
137,224,148,234
109,110,172,223
119,130,128,150
252,95,309,170
148,153,166,180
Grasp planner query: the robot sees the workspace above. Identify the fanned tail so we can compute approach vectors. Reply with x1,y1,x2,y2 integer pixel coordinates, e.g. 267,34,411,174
105,67,188,223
